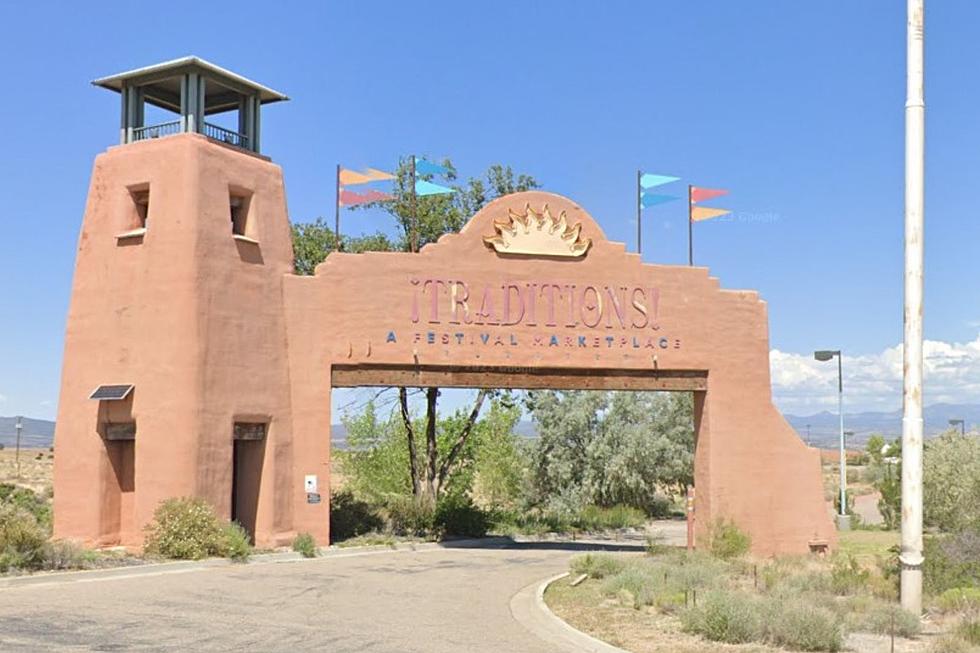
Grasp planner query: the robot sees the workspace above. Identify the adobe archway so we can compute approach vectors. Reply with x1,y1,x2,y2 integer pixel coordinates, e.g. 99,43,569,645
284,190,836,555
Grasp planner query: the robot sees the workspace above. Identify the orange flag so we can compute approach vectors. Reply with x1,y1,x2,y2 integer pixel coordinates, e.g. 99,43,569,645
690,206,731,222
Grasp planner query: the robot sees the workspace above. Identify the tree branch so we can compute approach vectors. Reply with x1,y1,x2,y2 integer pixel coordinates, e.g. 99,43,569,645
425,387,439,499
436,389,489,493
399,387,421,496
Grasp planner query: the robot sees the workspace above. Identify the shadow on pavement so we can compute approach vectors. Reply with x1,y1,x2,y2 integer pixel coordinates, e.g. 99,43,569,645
440,536,648,553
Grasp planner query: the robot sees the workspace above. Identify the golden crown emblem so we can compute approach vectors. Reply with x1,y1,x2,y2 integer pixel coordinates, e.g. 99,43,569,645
483,204,591,257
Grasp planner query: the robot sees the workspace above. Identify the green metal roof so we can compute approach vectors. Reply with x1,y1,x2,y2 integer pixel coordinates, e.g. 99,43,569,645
92,56,289,115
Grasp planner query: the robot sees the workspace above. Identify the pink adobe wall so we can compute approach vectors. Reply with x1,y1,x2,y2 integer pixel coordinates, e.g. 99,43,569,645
54,134,305,548
55,141,833,555
285,191,836,555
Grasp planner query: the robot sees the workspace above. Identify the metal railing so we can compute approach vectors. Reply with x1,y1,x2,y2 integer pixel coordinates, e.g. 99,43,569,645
132,120,182,141
203,122,249,149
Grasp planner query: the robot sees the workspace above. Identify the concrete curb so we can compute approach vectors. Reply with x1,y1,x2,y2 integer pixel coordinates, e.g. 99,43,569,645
0,536,513,591
510,572,629,653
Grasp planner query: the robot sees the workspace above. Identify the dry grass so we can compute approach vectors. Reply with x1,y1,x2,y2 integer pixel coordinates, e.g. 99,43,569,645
546,575,776,653
0,448,53,494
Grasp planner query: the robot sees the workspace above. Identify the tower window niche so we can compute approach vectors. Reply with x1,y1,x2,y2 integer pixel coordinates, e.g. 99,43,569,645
229,189,254,241
116,185,150,242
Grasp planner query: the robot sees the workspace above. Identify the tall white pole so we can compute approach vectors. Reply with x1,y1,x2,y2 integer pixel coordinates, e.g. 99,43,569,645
838,355,847,527
901,0,925,616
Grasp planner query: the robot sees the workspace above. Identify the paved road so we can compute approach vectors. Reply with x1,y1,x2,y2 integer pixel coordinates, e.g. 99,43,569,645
0,541,627,652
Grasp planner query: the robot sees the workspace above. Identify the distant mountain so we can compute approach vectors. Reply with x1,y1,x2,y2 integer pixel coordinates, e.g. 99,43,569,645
783,403,980,448
0,417,55,448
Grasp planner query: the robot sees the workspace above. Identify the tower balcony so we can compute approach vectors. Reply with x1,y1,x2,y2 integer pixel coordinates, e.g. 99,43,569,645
93,56,288,154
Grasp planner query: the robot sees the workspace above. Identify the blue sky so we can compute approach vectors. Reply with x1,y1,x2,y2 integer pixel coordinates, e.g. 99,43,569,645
1,1,978,421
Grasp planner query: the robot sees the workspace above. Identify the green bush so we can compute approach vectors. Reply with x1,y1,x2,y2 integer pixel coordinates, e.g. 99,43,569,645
924,531,980,595
383,495,436,537
862,602,920,638
329,489,384,542
434,494,489,538
928,635,973,653
575,504,646,531
766,599,844,652
0,484,51,532
937,587,980,614
708,519,751,559
830,553,870,595
42,539,97,571
222,522,252,563
570,553,627,579
0,504,47,572
143,497,226,560
292,532,318,558
681,590,763,644
601,566,660,609
958,617,980,646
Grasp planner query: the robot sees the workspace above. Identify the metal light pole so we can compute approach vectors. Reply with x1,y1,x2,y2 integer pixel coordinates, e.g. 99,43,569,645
14,416,22,479
902,0,926,616
949,419,965,436
815,350,848,529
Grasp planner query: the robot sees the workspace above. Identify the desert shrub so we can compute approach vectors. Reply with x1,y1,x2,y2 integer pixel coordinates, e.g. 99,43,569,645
830,553,870,595
708,519,751,559
766,599,844,652
292,532,318,558
602,566,660,609
958,618,980,646
0,484,51,532
143,497,226,560
570,553,627,579
0,504,47,572
862,602,920,638
329,489,384,542
383,495,436,537
575,504,646,531
42,539,97,571
924,532,980,595
938,588,980,614
681,590,764,644
222,523,251,563
434,494,489,538
928,635,973,653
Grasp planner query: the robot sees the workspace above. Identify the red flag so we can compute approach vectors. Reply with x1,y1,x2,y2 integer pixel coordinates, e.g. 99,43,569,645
690,187,728,204
339,189,394,207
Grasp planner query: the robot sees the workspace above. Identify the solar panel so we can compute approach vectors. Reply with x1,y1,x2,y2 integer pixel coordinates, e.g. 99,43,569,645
89,384,134,401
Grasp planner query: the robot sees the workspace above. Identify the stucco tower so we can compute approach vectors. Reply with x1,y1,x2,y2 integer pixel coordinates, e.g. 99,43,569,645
54,58,303,548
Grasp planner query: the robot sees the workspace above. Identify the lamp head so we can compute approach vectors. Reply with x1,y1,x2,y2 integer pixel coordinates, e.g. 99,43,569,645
814,350,839,362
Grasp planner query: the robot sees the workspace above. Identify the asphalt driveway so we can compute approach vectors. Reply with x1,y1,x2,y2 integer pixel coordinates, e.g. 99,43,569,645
0,541,617,652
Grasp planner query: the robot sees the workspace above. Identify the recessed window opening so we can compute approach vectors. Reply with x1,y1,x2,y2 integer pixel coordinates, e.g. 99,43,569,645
230,191,252,237
128,186,150,229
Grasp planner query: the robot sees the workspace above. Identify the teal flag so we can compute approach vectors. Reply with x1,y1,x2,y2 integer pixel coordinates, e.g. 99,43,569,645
415,159,450,176
415,179,456,196
641,193,678,208
640,173,680,189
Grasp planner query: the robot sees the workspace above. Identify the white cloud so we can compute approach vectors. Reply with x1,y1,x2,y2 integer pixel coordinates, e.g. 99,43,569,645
770,333,980,415
0,393,6,404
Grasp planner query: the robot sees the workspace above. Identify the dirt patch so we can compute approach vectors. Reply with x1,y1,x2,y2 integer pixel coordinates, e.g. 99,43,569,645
0,447,53,494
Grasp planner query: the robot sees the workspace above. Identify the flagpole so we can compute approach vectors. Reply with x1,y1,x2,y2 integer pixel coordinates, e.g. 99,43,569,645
687,184,694,266
335,163,341,252
410,155,418,253
637,169,642,255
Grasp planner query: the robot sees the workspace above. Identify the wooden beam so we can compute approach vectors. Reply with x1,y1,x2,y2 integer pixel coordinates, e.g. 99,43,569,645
331,365,707,392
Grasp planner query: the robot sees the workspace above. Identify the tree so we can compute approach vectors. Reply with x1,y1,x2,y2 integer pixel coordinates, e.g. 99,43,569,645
294,159,540,504
526,390,694,516
339,396,523,508
923,429,980,532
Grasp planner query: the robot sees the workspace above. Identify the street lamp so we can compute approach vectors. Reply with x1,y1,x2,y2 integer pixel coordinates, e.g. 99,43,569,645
815,349,849,529
949,419,965,436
